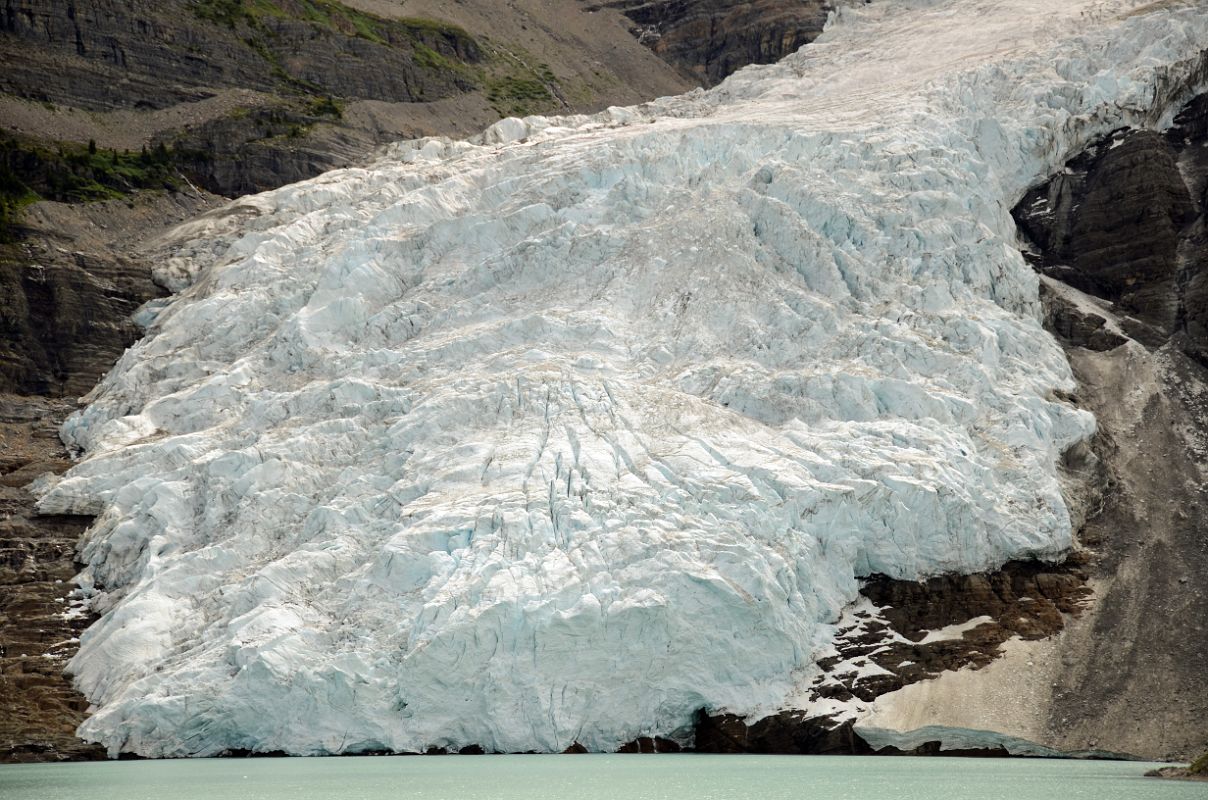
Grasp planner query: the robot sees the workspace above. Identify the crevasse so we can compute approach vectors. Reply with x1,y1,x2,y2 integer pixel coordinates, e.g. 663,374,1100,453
37,0,1208,757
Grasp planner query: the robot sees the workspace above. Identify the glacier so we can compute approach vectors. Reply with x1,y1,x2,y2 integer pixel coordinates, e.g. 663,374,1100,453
36,0,1208,756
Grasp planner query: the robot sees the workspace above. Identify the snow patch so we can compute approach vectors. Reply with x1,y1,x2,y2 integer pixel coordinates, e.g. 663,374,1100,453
916,615,996,645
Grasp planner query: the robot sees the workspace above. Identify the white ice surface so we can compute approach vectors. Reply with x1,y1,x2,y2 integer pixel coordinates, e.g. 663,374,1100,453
37,0,1208,757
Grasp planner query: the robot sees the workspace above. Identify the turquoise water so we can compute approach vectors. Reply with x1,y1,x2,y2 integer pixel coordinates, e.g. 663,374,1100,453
1,755,1201,800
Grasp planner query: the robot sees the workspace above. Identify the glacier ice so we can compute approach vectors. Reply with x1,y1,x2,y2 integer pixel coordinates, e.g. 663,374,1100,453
37,0,1208,756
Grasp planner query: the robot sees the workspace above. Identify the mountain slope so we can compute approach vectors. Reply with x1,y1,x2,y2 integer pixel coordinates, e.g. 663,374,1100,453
0,0,693,197
863,88,1208,761
35,0,1208,758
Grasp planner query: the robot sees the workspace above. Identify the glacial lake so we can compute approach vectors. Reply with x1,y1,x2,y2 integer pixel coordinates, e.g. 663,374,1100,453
2,754,1204,800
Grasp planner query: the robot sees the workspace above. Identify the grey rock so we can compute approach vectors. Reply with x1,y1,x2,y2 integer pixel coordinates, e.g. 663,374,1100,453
596,0,833,85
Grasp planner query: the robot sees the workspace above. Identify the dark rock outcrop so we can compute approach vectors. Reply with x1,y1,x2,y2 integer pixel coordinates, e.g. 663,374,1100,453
0,232,162,398
0,394,104,763
693,710,873,755
841,558,1091,695
691,556,1092,755
595,0,833,85
1037,279,1128,352
1014,103,1208,361
616,736,682,753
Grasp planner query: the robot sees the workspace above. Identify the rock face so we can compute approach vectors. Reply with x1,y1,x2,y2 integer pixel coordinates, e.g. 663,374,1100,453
0,0,480,111
0,0,692,198
1025,106,1208,755
0,0,478,199
597,0,832,85
1014,103,1208,358
0,393,102,763
0,226,162,399
1014,103,1208,757
693,556,1093,756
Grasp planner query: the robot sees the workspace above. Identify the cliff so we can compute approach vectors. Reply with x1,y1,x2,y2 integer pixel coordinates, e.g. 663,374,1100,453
595,0,833,85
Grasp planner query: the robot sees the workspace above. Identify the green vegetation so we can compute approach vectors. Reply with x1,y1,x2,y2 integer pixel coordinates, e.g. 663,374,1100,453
304,95,344,119
413,43,478,84
0,135,183,242
190,0,477,64
481,46,564,117
486,75,554,116
1190,750,1208,775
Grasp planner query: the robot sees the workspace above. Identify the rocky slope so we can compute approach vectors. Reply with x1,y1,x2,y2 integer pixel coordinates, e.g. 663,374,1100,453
30,0,1208,759
0,393,101,763
0,0,692,197
1,191,220,762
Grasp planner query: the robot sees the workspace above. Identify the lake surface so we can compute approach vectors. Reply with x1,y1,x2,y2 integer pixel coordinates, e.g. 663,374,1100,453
1,754,1201,800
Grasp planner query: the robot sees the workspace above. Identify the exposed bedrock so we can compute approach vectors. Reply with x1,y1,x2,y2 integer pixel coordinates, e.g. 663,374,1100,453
0,394,103,763
0,1,692,198
1014,97,1208,360
693,557,1093,755
0,0,481,198
591,0,832,85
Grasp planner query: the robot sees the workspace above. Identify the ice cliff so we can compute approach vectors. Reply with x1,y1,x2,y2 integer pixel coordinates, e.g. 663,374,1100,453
37,0,1208,756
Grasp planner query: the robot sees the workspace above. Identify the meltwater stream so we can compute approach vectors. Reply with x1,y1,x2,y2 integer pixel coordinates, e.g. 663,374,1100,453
1,756,1202,800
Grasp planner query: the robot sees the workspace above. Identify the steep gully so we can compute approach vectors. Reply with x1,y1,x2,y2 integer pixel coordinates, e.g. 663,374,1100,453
3,40,1207,769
